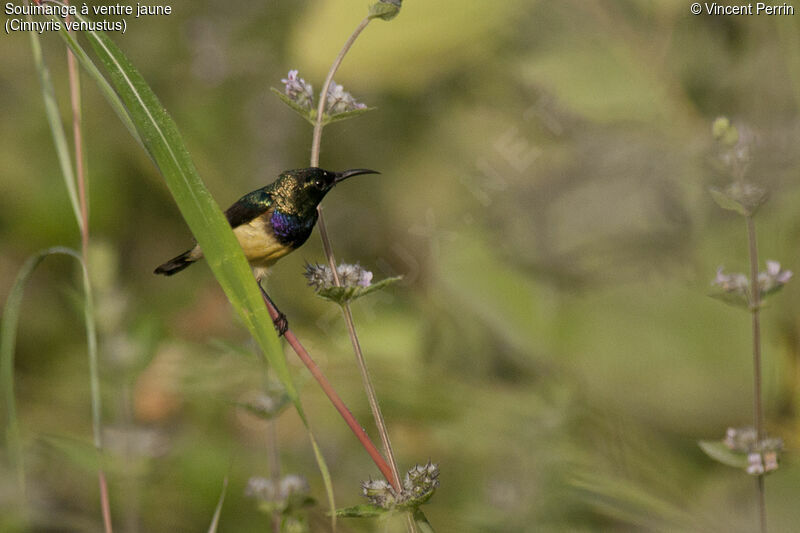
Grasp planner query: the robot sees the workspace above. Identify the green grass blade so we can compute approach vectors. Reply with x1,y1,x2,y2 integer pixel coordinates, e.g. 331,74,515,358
30,25,104,451
75,18,299,409
1,247,83,507
28,28,83,232
207,475,228,533
59,15,338,520
77,256,103,450
309,430,337,531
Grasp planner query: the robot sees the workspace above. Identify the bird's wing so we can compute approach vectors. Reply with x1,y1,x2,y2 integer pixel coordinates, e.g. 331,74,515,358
224,187,274,229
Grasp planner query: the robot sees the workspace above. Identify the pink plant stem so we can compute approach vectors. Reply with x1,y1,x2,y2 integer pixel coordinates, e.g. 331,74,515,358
260,294,398,491
98,471,113,533
746,215,767,533
65,5,111,530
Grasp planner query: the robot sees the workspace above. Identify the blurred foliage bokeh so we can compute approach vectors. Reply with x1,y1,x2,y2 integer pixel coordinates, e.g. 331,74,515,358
2,1,800,531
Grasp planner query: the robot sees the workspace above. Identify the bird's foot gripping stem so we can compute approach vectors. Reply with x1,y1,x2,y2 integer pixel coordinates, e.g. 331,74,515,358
257,281,289,337
273,312,289,337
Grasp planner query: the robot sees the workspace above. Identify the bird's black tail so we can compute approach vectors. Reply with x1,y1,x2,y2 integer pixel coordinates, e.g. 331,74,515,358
154,249,196,276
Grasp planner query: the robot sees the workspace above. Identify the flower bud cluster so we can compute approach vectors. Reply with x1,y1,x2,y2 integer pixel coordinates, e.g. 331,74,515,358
712,261,792,304
304,262,373,291
723,427,783,475
361,462,440,509
402,461,440,505
326,81,367,114
713,268,748,294
759,260,793,293
281,70,314,110
245,474,310,506
361,478,396,508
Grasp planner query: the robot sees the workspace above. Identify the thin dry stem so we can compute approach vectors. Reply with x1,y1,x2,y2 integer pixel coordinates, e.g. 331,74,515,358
746,214,766,533
67,44,88,259
308,14,404,491
310,16,371,167
65,8,112,530
308,14,416,531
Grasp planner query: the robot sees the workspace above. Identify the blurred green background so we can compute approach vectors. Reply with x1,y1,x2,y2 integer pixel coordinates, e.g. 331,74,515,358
2,1,800,531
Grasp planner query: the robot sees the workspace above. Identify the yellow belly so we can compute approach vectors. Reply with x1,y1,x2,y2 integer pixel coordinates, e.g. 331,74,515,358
233,218,292,269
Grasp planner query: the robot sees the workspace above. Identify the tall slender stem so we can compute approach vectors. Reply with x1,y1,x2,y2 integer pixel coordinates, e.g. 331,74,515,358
308,15,403,489
310,16,371,168
65,9,112,530
746,214,766,533
67,42,88,260
308,15,417,531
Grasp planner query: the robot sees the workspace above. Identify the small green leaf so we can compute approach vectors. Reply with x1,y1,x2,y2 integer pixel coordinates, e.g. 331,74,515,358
369,0,402,21
709,182,768,217
335,504,390,518
2,248,80,498
271,86,375,127
316,276,402,305
698,440,748,469
270,87,316,125
29,27,83,232
323,106,377,125
708,290,750,310
709,187,749,216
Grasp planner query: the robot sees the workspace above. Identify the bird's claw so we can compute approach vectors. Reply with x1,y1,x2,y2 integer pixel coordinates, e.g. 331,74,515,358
273,312,289,337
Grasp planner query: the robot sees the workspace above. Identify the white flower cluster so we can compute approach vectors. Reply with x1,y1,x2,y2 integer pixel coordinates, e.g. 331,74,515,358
326,81,367,114
712,260,792,298
304,262,373,291
723,427,782,475
713,267,748,293
758,260,793,292
245,474,310,503
281,69,314,110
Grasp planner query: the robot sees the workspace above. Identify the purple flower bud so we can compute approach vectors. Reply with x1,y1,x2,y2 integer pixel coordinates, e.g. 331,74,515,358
280,69,314,110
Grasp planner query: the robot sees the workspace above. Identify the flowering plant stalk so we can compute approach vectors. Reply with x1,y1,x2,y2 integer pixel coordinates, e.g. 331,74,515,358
273,1,439,530
700,117,792,533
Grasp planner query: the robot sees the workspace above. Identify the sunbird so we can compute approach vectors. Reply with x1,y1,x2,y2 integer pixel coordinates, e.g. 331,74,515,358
155,167,378,333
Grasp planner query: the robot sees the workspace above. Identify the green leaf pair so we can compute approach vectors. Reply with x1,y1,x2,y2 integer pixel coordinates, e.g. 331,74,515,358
709,182,767,217
271,87,375,126
315,276,403,306
335,504,434,531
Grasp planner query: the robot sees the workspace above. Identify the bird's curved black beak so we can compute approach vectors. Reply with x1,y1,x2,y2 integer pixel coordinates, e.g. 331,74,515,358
334,168,380,184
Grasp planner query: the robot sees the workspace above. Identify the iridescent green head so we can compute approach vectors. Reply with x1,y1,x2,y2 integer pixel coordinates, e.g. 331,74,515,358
271,167,379,216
